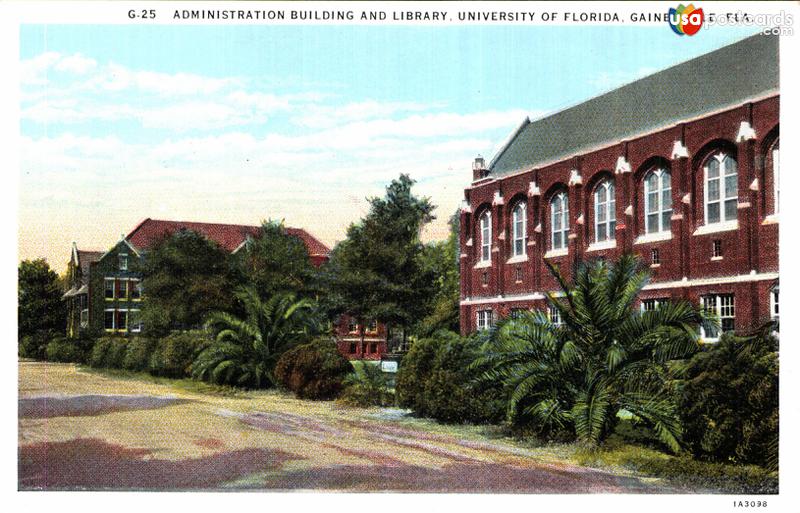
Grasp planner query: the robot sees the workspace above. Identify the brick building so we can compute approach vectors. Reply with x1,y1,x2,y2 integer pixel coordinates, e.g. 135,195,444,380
64,218,388,358
459,34,779,340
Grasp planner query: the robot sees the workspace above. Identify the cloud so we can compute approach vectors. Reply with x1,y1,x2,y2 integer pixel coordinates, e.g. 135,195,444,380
54,53,97,74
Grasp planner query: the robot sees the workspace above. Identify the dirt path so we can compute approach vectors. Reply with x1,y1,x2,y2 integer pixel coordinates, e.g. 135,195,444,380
18,361,668,492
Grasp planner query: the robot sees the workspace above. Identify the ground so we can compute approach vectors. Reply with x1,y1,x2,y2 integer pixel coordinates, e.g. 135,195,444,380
19,360,677,492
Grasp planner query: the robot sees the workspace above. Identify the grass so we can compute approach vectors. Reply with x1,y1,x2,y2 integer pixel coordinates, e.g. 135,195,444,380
77,365,245,397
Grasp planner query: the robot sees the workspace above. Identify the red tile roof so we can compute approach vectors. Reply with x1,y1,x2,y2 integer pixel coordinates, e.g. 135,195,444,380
126,218,330,257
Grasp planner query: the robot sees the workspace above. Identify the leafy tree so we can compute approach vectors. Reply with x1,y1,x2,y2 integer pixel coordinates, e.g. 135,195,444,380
140,229,238,335
18,259,66,342
237,220,318,299
415,212,461,337
475,254,709,450
678,327,778,470
274,338,353,400
323,174,436,348
193,287,323,388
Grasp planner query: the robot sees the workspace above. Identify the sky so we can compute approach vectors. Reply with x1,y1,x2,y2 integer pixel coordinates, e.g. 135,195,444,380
18,23,759,273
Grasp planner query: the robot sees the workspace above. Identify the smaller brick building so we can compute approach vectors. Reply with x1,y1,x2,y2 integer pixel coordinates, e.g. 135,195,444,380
459,34,779,340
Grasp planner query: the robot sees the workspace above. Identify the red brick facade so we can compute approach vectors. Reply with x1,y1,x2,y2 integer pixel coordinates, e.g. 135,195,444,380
333,315,389,361
459,96,779,337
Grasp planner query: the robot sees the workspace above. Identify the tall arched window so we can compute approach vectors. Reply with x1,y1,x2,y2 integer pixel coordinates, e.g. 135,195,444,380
772,140,780,214
480,211,491,262
594,179,616,242
644,168,672,234
550,192,569,250
704,152,738,225
512,202,527,257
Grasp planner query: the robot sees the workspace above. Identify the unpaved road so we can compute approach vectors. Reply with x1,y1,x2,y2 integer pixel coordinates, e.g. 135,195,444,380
18,361,670,492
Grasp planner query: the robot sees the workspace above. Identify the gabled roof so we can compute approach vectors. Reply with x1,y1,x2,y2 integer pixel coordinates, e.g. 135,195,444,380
125,218,330,256
488,33,779,177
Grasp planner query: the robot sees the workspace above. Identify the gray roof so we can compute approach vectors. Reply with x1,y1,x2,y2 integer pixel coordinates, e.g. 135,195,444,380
489,33,779,177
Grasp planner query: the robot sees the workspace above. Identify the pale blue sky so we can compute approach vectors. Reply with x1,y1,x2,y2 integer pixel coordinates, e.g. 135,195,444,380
19,24,759,270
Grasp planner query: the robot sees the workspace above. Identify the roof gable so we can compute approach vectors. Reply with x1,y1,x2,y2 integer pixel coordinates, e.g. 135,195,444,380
489,33,778,177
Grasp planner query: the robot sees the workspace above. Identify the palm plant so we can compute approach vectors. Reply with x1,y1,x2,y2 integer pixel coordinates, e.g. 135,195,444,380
474,254,713,451
193,287,323,388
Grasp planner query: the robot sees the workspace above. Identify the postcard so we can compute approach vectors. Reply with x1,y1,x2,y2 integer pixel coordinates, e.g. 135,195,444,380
6,1,799,510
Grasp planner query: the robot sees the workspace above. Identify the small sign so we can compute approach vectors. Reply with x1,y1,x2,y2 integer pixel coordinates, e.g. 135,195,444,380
380,361,398,373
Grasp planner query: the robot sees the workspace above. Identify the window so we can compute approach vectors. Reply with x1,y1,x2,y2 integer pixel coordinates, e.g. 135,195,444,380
118,279,128,300
347,318,358,334
480,211,492,262
482,272,488,286
349,343,357,354
116,310,128,332
104,309,115,331
701,294,735,341
594,179,616,242
550,192,569,250
644,168,672,234
515,266,523,283
651,248,660,265
771,286,779,322
477,310,493,331
129,309,143,333
130,279,142,299
641,298,668,312
704,153,738,224
512,202,527,257
773,142,780,214
370,343,378,354
713,240,722,258
510,308,526,319
80,309,89,328
119,253,128,271
104,278,115,299
548,304,563,326
367,320,378,333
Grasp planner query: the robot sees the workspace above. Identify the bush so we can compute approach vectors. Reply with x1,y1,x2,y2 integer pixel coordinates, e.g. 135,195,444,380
338,362,395,407
150,330,211,378
19,330,56,360
678,331,778,470
122,337,156,371
89,337,120,368
45,337,85,363
274,338,353,400
396,331,505,424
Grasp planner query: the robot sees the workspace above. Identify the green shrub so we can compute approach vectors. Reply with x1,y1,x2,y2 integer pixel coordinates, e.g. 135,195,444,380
106,338,129,368
122,337,156,371
338,362,395,407
396,331,505,424
19,330,56,360
89,337,117,368
45,337,85,363
274,338,353,400
150,330,211,378
678,331,778,470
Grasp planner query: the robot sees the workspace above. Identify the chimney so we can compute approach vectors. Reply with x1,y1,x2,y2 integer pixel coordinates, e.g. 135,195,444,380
472,155,487,181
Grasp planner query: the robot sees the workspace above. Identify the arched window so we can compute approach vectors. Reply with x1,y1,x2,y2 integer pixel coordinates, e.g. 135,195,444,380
772,140,780,214
644,168,672,234
594,179,616,242
512,202,527,257
704,152,738,225
550,192,569,250
480,211,491,262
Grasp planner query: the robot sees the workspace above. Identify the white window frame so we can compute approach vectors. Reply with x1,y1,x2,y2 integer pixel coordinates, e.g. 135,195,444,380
129,308,142,333
347,318,359,334
80,308,89,328
700,294,735,342
104,308,115,332
594,179,616,242
480,211,492,262
641,298,668,312
547,304,563,327
512,202,527,257
130,278,142,300
704,152,738,226
116,309,128,332
773,143,780,215
770,286,779,322
550,192,569,250
119,253,128,271
476,309,493,331
644,168,672,234
118,278,128,300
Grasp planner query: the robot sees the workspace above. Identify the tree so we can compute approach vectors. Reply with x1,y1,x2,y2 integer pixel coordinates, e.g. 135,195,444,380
18,259,65,339
193,287,323,388
322,174,436,348
236,220,317,299
475,254,709,450
140,229,238,335
414,212,460,337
